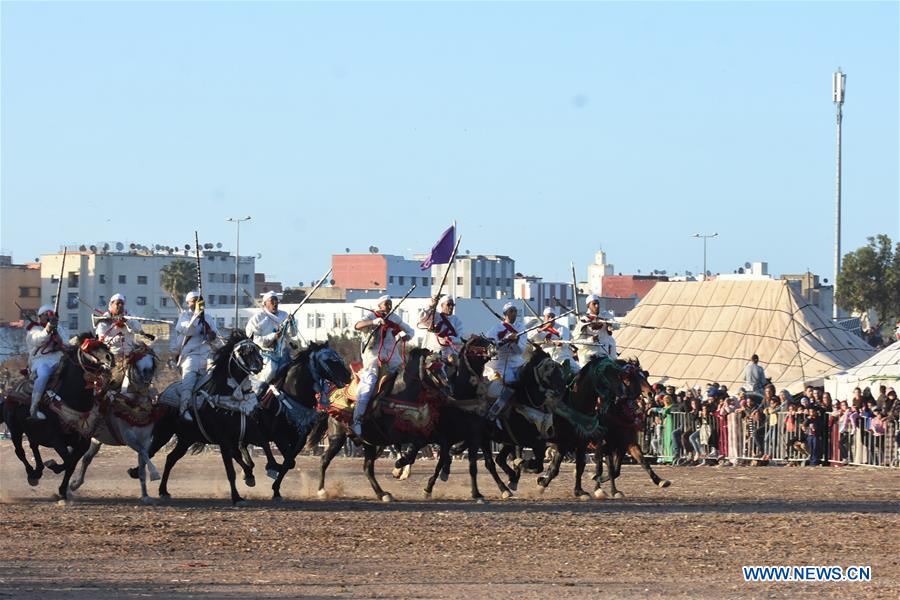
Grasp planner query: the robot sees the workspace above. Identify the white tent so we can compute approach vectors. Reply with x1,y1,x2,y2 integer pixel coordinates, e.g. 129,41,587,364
824,341,900,400
614,280,875,393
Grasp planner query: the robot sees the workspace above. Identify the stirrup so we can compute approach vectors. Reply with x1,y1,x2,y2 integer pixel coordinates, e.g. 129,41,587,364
181,409,194,422
28,410,47,421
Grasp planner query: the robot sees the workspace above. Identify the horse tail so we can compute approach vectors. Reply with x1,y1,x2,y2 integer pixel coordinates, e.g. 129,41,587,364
189,442,206,455
304,413,330,451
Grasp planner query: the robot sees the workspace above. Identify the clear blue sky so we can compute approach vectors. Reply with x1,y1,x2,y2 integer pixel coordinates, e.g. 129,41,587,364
2,1,897,286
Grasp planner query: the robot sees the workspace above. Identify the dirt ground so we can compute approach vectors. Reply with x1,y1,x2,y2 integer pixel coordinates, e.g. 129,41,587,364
0,443,897,599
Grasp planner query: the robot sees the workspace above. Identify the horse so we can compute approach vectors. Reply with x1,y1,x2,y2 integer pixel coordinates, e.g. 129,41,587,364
1,333,115,501
488,346,567,492
67,341,163,504
313,347,455,502
151,335,352,504
396,335,513,501
593,359,671,498
532,356,630,499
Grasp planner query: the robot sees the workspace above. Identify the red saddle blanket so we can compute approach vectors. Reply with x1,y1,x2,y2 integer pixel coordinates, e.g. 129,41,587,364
101,392,166,427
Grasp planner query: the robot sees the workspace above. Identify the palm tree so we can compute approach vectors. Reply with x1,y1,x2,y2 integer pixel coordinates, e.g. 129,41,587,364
160,259,197,310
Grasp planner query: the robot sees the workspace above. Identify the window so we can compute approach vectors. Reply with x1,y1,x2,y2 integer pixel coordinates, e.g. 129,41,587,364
99,296,106,306
159,297,169,307
99,274,106,284
135,296,147,306
50,275,59,284
67,292,78,309
118,275,126,284
18,287,39,298
431,277,435,285
422,277,429,285
398,276,405,285
241,274,250,284
208,273,216,283
475,277,481,285
208,295,216,305
389,276,394,284
333,313,349,329
505,278,512,286
67,272,79,287
229,274,236,283
137,275,148,285
219,295,227,305
457,277,463,286
495,278,501,286
67,315,78,330
307,313,316,328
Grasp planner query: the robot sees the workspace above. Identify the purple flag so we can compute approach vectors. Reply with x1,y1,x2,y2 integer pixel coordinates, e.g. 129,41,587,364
420,225,456,270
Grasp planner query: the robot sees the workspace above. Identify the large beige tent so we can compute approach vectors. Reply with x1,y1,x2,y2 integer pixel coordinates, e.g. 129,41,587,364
614,279,875,393
824,341,900,400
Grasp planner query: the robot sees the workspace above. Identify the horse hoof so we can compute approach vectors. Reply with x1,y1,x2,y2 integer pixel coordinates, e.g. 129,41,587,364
658,480,671,488
439,470,449,482
69,480,83,491
399,464,412,481
56,499,69,507
245,476,256,488
159,492,171,500
576,492,590,501
391,467,403,479
381,493,394,503
266,469,279,481
507,480,518,492
512,458,524,467
149,472,161,482
474,497,485,504
27,477,40,487
537,477,549,487
140,496,158,506
127,467,139,480
423,491,432,500
613,491,625,499
317,489,328,499
501,490,512,500
593,489,608,500
234,499,248,507
272,495,283,503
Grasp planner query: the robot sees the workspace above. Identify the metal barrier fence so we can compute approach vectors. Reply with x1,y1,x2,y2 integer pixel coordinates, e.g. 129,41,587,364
641,410,899,468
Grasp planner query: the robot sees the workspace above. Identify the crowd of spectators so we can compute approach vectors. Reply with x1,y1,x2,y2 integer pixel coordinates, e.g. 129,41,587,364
637,381,899,467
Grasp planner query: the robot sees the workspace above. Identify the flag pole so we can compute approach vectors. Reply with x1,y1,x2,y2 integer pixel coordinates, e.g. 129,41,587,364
451,220,457,298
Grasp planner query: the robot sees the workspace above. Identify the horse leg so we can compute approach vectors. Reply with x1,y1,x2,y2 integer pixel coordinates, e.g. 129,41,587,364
56,439,90,502
480,437,512,498
537,444,564,490
271,440,300,502
592,446,608,499
607,452,621,498
496,443,520,491
363,443,392,502
158,436,191,499
392,443,420,481
259,442,281,480
10,427,42,485
573,445,589,499
219,445,245,505
237,445,256,487
423,446,446,499
526,442,546,473
69,439,101,491
466,443,484,502
628,441,670,489
317,431,347,498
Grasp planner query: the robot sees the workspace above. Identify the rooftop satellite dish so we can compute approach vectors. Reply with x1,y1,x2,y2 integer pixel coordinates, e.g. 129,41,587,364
465,249,470,255
89,245,97,253
256,253,262,259
329,279,335,285
184,244,191,250
372,246,379,253
216,242,223,249
299,282,304,287
744,262,752,269
78,244,87,251
103,243,110,251
129,243,136,250
204,243,213,250
115,242,124,251
345,248,350,253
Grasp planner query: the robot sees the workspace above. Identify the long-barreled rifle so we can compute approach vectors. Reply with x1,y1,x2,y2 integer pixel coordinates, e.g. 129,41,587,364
273,268,333,343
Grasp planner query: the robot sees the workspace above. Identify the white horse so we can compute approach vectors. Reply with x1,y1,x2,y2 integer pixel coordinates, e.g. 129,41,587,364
66,345,163,504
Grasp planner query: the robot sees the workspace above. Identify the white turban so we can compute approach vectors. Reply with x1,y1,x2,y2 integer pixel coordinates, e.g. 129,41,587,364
109,293,126,305
377,295,391,304
261,291,279,303
502,301,516,313
542,306,555,317
185,291,200,303
586,294,601,305
37,304,54,316
438,295,454,308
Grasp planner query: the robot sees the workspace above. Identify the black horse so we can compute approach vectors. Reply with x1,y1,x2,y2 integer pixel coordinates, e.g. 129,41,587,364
397,335,513,501
1,333,114,501
313,347,456,502
150,334,351,504
489,346,567,492
593,359,671,498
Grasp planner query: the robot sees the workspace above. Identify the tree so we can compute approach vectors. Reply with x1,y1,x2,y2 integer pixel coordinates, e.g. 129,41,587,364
160,259,198,309
835,234,900,327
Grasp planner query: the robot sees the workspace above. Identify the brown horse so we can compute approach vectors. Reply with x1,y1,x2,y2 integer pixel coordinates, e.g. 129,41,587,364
593,359,671,499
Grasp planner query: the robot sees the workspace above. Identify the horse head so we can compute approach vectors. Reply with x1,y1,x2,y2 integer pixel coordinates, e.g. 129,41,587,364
128,342,159,386
617,358,651,401
233,338,264,377
75,333,115,374
210,331,263,392
307,341,352,388
460,334,495,377
419,350,452,398
520,346,565,409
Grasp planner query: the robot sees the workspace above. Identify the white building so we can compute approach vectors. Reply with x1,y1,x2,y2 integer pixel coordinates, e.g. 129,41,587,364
513,275,575,313
40,244,255,332
427,254,515,299
587,249,614,296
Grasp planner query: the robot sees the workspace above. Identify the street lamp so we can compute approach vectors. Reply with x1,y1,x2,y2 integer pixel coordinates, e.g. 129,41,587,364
692,232,718,281
226,216,251,330
832,69,846,320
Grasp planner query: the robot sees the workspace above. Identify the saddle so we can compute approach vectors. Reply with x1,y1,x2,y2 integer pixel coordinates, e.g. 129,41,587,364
322,369,398,422
373,393,439,437
101,390,166,427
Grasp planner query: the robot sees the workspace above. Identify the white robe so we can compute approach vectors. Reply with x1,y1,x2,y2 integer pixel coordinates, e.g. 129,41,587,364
95,314,143,360
485,320,527,383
